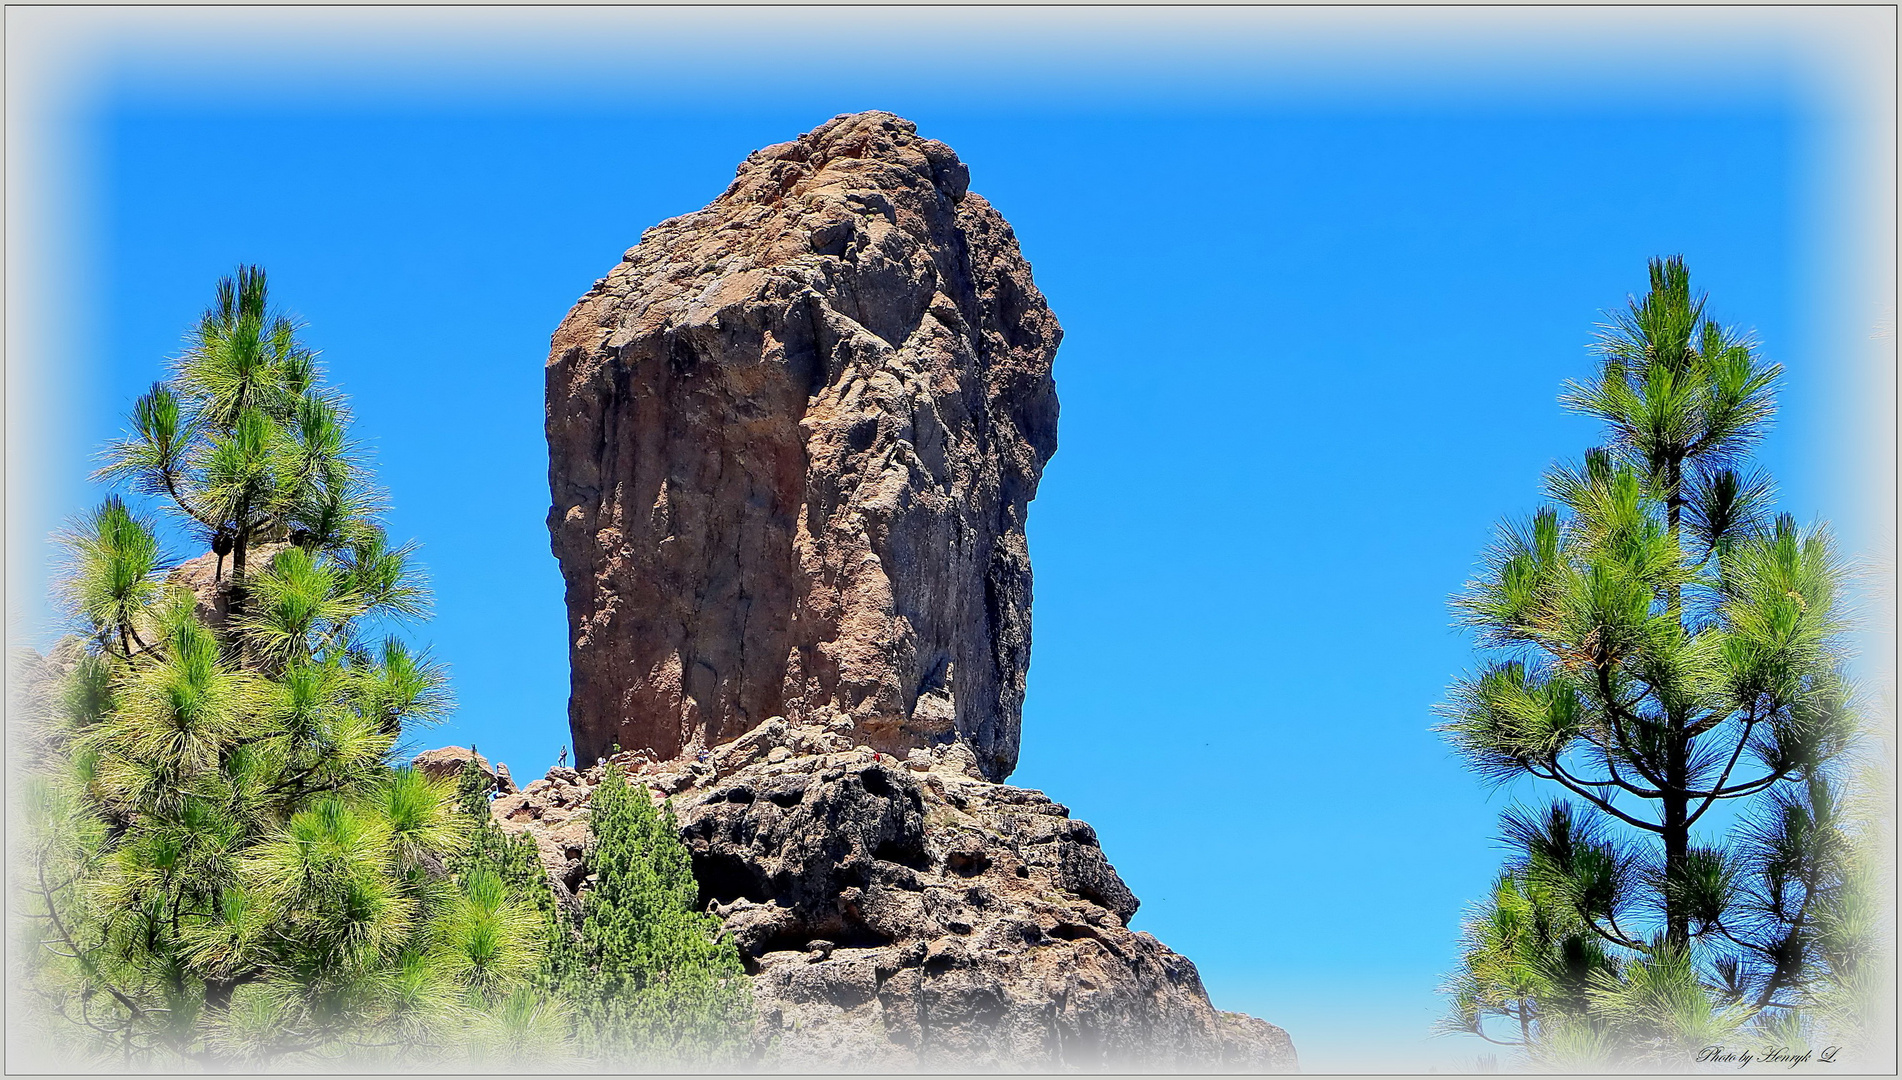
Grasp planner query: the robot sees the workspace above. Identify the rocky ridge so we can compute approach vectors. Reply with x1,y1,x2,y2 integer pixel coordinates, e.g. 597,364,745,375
485,724,1296,1072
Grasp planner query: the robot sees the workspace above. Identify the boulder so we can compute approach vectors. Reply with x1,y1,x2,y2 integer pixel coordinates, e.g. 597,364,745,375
410,746,495,787
528,111,1293,1071
146,543,289,642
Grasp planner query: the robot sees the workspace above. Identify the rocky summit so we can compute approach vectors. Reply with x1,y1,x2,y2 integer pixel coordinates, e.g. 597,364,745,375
527,111,1294,1071
547,110,1059,782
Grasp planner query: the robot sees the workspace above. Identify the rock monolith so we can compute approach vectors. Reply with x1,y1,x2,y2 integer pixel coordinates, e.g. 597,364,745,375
547,111,1059,782
535,112,1295,1072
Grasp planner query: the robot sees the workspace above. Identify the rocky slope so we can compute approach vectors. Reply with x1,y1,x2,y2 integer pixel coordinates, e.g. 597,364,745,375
546,110,1059,781
484,727,1296,1072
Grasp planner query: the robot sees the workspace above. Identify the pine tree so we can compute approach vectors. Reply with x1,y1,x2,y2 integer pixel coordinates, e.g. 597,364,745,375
450,759,577,997
1438,257,1881,1066
568,764,752,1066
13,267,550,1068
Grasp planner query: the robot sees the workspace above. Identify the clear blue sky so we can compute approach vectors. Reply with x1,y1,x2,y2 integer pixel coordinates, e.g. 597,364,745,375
11,9,1890,1072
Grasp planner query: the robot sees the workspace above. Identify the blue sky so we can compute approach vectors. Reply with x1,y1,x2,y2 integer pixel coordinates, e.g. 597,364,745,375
9,8,1892,1072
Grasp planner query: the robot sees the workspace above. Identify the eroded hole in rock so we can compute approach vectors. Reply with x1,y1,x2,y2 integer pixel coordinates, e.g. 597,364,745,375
766,787,804,808
757,930,815,956
946,846,990,877
810,221,852,257
760,923,893,955
873,837,929,869
667,334,699,377
923,950,965,976
859,768,894,799
691,851,767,907
837,923,895,949
723,786,756,804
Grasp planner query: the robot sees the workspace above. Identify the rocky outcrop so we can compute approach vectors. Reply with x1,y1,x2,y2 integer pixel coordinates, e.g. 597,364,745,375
410,746,507,790
546,110,1060,781
530,113,1292,1072
487,728,1298,1072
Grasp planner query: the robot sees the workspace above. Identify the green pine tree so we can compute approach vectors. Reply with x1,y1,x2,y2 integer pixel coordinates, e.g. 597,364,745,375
1437,257,1884,1067
450,759,578,997
568,763,752,1066
13,267,550,1069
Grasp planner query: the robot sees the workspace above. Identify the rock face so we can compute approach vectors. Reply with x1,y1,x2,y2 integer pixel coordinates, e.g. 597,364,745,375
487,729,1298,1072
546,110,1060,781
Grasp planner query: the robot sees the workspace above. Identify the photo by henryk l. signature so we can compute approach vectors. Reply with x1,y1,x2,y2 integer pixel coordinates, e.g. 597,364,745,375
1698,1045,1848,1069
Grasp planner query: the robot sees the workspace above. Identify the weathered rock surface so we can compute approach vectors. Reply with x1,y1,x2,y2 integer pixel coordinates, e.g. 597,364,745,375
546,110,1060,781
486,727,1298,1073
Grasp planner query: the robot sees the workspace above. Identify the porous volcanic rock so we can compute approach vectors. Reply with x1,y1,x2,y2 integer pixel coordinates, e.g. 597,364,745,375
490,727,1298,1072
546,110,1060,781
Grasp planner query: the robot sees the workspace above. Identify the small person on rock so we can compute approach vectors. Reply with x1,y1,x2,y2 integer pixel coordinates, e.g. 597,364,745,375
558,744,568,768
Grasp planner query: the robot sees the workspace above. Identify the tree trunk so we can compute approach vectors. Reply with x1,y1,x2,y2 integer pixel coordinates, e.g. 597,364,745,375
1662,764,1690,947
230,509,248,625
1662,454,1691,948
203,976,238,1010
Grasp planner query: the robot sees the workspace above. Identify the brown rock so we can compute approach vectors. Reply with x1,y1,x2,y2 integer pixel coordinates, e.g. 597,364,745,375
157,543,289,637
410,745,495,786
10,638,88,769
546,110,1060,782
529,110,1291,1071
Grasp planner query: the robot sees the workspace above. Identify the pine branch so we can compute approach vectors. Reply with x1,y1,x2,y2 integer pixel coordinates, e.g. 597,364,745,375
1530,760,1665,833
1685,710,1764,827
34,845,146,1022
1593,663,1670,790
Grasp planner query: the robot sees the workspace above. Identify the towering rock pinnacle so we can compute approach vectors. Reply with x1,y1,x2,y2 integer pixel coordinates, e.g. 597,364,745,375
531,113,1295,1070
547,111,1059,780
